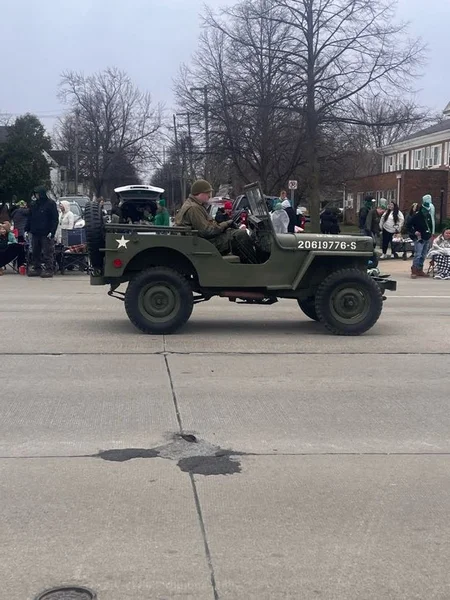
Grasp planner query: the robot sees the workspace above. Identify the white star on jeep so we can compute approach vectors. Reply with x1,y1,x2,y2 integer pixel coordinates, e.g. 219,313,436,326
116,236,129,249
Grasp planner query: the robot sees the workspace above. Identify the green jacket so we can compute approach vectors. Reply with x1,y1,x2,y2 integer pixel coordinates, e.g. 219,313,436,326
175,195,232,253
154,208,170,227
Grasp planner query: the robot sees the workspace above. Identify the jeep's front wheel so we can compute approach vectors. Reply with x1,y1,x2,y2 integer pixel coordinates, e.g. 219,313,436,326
125,267,194,334
297,297,319,321
315,268,383,336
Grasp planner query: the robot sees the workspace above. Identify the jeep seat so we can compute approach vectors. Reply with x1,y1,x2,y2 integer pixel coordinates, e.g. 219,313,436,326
222,254,241,263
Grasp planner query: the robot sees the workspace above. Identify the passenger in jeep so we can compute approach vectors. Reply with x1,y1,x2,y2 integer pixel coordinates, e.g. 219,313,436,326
175,180,257,263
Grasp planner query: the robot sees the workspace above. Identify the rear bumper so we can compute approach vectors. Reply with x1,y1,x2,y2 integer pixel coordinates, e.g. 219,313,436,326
90,275,107,286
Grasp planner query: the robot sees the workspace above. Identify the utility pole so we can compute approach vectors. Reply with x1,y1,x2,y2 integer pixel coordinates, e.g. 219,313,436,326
173,114,186,201
203,86,209,181
190,86,209,180
177,112,195,181
74,109,80,195
187,112,194,181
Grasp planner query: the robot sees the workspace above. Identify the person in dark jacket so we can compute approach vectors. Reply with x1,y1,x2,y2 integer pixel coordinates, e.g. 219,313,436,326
26,187,59,278
358,197,374,234
320,206,340,234
365,205,384,247
408,196,433,278
281,199,296,233
11,200,30,242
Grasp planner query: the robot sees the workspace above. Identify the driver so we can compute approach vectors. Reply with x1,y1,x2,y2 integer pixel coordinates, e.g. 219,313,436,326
175,180,257,263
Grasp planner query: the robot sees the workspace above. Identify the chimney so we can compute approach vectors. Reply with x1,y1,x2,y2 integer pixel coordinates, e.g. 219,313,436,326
443,102,450,117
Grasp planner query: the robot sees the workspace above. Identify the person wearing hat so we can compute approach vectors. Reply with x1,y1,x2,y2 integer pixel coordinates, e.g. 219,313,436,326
365,201,385,247
408,194,433,278
175,180,257,263
358,196,375,235
271,202,289,233
154,198,170,227
422,194,436,234
25,187,59,278
11,200,30,243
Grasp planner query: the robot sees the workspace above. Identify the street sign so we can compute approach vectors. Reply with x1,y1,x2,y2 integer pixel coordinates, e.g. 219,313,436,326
288,180,298,190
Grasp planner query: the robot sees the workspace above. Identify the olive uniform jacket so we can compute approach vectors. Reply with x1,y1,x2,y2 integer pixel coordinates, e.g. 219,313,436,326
175,195,231,253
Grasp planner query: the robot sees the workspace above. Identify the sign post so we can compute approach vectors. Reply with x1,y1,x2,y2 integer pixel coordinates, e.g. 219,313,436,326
288,180,298,207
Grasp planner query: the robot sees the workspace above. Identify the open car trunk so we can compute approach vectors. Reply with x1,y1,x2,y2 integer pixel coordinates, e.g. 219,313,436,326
114,185,164,223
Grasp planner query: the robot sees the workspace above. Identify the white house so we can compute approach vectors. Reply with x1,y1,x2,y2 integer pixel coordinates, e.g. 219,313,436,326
43,150,67,198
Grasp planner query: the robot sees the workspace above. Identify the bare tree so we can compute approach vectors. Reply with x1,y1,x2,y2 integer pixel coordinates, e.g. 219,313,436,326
57,67,162,197
175,0,308,194
206,0,424,228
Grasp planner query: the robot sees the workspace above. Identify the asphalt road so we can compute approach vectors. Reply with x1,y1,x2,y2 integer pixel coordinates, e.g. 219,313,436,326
1,262,450,600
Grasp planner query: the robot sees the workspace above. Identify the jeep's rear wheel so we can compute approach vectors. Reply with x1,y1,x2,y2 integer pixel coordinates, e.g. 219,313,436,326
297,297,319,321
125,267,193,334
315,268,383,336
84,201,105,270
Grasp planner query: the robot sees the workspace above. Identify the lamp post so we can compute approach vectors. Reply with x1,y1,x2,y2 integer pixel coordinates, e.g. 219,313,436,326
190,85,209,180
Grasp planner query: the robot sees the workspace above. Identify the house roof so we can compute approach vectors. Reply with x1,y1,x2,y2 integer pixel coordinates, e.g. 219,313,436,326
47,149,70,167
396,119,450,144
0,125,9,144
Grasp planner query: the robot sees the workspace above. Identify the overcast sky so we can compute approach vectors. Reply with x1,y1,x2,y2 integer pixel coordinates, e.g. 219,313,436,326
1,0,448,132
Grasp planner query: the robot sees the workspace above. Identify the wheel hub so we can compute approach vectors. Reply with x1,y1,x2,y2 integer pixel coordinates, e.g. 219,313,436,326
330,286,369,323
139,283,180,322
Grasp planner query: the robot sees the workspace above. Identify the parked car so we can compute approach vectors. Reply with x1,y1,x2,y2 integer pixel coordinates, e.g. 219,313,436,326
113,184,164,223
59,195,90,211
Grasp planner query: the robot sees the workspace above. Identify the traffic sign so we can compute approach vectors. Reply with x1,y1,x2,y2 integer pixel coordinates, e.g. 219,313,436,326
288,180,298,190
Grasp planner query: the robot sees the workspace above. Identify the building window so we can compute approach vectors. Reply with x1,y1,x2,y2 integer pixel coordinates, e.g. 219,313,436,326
431,144,442,167
385,155,396,172
414,149,424,169
388,190,396,201
400,152,408,170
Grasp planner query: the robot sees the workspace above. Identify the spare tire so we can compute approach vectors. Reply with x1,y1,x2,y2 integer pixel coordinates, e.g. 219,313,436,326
84,201,105,270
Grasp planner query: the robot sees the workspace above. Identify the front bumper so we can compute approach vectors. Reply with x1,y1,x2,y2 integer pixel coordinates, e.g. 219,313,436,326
373,276,397,292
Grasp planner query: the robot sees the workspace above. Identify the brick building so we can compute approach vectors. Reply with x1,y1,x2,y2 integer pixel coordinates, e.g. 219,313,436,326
345,114,450,225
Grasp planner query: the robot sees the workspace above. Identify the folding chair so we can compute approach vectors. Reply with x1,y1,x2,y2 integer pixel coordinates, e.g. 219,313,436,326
427,256,436,277
4,228,26,273
61,229,89,274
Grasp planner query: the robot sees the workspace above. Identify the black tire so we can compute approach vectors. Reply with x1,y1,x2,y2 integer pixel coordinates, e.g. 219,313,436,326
84,201,105,270
297,297,319,321
315,268,383,336
124,267,194,334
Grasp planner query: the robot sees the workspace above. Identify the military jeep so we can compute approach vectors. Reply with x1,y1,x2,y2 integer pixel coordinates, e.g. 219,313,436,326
84,182,396,336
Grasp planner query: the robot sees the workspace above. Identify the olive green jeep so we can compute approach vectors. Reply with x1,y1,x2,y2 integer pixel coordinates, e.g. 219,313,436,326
85,182,396,336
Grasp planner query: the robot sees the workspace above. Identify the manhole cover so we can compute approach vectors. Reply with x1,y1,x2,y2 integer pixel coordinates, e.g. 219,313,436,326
35,587,96,600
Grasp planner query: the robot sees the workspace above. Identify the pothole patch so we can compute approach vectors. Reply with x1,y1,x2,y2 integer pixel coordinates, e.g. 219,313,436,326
95,434,243,476
34,586,96,600
96,448,158,462
178,453,241,476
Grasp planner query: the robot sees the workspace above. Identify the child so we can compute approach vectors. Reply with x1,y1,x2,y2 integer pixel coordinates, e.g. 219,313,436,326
0,222,26,275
